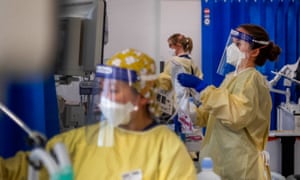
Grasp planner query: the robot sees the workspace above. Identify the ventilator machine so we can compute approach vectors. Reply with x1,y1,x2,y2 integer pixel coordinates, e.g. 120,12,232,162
268,57,300,131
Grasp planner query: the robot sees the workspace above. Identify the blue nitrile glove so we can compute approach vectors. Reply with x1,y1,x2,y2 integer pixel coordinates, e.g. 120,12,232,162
177,73,208,92
218,63,235,76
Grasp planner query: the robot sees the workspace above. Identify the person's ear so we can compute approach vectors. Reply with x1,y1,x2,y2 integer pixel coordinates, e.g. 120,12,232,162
250,48,260,58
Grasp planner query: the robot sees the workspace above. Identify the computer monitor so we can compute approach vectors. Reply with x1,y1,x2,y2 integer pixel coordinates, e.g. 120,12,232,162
55,0,107,77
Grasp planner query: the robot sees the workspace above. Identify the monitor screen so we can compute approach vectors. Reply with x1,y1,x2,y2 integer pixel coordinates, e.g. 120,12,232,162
55,0,107,77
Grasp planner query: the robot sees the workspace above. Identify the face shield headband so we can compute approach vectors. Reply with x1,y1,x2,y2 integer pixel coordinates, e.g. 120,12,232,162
96,65,138,86
230,29,269,46
96,65,157,85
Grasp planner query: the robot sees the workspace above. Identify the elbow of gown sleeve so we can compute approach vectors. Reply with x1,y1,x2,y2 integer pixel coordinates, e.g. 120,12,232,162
199,85,217,105
200,86,253,130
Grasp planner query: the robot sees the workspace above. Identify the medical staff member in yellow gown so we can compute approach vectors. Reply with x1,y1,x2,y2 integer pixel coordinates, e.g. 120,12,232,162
159,33,203,91
0,48,197,180
158,33,203,106
177,24,281,180
158,33,203,136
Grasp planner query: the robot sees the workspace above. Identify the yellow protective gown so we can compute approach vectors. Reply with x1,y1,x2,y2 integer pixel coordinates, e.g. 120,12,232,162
0,124,197,180
159,56,203,91
196,68,271,180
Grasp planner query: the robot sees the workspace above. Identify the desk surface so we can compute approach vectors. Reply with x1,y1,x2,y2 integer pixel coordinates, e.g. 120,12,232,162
269,130,300,137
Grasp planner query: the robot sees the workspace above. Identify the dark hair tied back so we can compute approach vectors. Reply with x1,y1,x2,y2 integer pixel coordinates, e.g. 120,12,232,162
266,41,281,61
239,24,281,66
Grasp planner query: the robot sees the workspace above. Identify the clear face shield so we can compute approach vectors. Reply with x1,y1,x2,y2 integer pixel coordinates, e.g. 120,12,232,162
217,29,269,76
217,29,249,76
86,65,141,147
86,64,158,147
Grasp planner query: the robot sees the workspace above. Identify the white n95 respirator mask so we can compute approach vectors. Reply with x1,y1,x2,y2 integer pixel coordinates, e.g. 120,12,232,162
226,43,245,66
98,97,137,127
168,48,176,57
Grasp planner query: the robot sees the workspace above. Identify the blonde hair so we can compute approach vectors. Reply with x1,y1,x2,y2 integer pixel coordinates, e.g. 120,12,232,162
168,33,193,53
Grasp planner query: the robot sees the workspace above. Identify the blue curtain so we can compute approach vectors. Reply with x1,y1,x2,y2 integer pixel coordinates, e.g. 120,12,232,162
201,0,300,130
0,75,60,158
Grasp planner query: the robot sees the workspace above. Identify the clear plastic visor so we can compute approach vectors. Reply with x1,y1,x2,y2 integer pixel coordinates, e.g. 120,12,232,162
85,65,140,147
216,29,252,76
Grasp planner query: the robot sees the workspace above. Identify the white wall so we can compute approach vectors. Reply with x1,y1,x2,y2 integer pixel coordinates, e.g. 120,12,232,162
103,0,160,62
104,0,201,72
